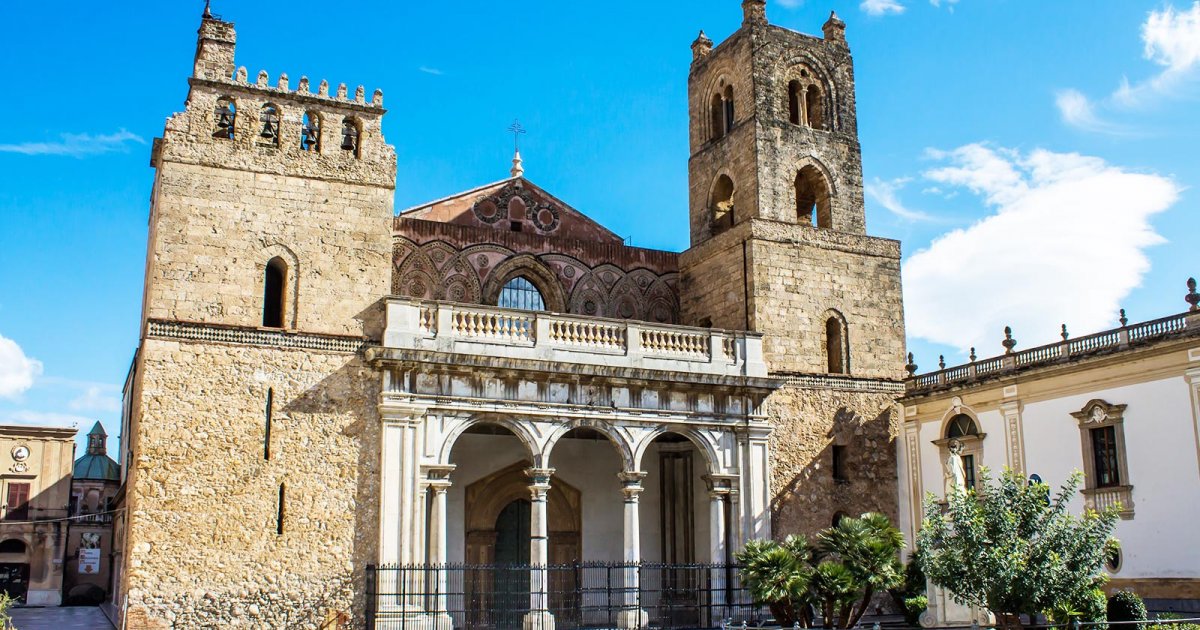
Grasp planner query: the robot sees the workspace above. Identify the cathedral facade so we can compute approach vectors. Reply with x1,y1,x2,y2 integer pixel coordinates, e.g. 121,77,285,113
115,2,906,627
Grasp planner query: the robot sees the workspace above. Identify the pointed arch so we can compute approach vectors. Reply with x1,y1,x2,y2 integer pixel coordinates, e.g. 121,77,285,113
259,242,299,329
794,161,835,229
709,172,736,235
482,255,567,312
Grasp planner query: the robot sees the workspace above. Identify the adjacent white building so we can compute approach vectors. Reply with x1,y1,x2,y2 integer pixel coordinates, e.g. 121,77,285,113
898,289,1200,609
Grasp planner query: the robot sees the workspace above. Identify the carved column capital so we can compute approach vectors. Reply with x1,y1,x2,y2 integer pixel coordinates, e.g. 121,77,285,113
525,467,555,500
617,471,647,502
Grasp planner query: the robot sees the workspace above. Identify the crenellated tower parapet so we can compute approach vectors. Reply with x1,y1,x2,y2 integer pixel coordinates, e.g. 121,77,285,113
155,8,396,188
139,5,396,337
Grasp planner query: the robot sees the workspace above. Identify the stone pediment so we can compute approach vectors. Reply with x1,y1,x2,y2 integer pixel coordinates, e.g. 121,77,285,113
399,177,626,244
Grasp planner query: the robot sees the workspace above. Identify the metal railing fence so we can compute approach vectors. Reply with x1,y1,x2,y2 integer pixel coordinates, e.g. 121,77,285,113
366,562,770,629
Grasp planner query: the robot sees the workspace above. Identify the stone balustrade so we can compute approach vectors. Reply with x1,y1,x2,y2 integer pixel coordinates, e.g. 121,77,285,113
383,297,768,377
908,311,1197,393
1083,485,1135,519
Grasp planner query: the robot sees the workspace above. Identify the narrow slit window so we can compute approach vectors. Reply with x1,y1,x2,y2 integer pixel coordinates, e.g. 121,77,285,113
264,388,273,461
276,483,286,535
825,316,847,374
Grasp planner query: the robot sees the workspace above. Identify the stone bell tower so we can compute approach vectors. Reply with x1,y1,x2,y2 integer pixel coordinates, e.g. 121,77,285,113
679,0,904,379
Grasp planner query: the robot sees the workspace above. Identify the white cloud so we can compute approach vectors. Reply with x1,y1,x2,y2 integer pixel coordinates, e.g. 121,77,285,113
904,144,1178,355
1054,89,1132,136
68,385,121,413
1060,2,1200,131
0,335,42,399
418,66,444,76
866,177,935,221
0,410,90,428
0,129,145,158
861,0,905,16
930,0,959,9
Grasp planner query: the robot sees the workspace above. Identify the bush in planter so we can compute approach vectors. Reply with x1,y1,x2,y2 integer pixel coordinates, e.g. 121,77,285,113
1107,591,1147,630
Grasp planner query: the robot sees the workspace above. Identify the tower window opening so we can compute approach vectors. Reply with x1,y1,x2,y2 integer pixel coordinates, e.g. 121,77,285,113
825,315,848,374
710,174,735,235
710,93,724,141
795,166,832,229
722,85,735,134
213,97,236,140
263,257,287,328
805,86,825,130
340,117,361,157
498,276,545,312
301,112,321,152
259,103,280,145
710,83,735,141
788,80,802,125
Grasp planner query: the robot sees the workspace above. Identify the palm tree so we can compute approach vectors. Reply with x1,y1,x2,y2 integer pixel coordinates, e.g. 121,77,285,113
819,512,906,628
737,536,815,627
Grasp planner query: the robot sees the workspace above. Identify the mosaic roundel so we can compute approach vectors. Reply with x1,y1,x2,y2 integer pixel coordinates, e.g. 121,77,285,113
531,203,561,232
473,199,501,224
476,254,490,269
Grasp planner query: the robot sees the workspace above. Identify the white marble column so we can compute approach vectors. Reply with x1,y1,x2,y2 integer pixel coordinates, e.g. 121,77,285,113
617,471,649,629
423,467,455,629
705,477,732,621
524,467,556,630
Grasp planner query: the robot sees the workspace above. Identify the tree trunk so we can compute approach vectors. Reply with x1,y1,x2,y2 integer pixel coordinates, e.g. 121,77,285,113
847,586,875,628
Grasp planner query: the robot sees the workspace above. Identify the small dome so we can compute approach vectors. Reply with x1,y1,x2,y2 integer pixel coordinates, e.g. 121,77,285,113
74,453,120,481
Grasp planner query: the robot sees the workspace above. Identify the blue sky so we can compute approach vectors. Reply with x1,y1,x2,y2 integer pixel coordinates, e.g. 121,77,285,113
1,0,1197,454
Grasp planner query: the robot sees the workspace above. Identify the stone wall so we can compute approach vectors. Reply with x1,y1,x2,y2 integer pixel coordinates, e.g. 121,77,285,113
123,339,379,629
765,383,899,537
748,220,904,378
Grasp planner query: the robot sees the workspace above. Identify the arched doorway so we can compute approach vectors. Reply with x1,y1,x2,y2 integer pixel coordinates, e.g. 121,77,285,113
0,538,29,604
463,462,581,565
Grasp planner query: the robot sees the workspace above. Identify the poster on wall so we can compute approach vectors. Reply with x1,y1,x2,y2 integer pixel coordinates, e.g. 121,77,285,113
79,533,102,574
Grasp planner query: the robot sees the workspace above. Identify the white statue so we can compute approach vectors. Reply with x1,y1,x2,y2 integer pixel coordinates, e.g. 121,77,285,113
944,439,967,497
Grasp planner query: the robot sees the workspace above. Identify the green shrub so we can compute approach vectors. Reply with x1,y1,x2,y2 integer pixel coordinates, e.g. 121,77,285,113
1155,612,1200,630
1107,591,1147,630
903,595,928,625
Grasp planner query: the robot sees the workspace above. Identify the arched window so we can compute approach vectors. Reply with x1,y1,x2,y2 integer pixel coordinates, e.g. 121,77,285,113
0,539,25,554
787,80,802,125
259,103,280,145
710,93,725,141
806,86,825,130
263,257,287,328
944,413,981,491
710,82,735,141
498,276,545,311
301,111,321,152
946,414,980,439
795,166,832,229
340,117,361,157
825,315,848,374
710,174,735,234
722,85,735,134
213,97,236,140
